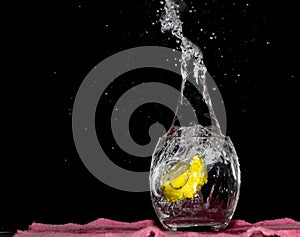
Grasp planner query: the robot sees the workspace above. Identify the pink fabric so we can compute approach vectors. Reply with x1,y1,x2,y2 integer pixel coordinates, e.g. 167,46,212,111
14,218,300,237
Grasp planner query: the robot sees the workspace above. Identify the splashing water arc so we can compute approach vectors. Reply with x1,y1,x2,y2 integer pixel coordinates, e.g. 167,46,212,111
161,0,221,133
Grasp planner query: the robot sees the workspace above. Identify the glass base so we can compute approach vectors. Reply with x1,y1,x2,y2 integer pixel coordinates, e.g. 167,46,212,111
160,217,230,231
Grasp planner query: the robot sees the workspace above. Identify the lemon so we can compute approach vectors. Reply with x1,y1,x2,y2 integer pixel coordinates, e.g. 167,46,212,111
161,153,208,202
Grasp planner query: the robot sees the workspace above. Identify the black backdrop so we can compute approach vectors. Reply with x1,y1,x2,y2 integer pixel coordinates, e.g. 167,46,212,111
1,0,299,232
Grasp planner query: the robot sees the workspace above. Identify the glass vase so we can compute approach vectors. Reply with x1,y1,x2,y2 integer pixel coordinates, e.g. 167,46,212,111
149,125,241,231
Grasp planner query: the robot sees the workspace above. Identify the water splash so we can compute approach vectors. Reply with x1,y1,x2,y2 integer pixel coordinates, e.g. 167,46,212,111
149,3,241,230
161,0,221,133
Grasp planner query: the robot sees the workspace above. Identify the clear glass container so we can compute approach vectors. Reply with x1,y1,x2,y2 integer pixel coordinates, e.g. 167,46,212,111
149,125,241,231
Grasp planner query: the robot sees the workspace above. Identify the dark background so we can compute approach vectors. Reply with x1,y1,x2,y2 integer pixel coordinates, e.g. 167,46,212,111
1,0,299,233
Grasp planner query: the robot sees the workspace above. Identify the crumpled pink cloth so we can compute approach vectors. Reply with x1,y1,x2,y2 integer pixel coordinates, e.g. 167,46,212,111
14,218,300,237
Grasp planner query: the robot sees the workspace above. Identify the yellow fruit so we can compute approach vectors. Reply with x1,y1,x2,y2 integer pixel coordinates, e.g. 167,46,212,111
161,154,208,202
